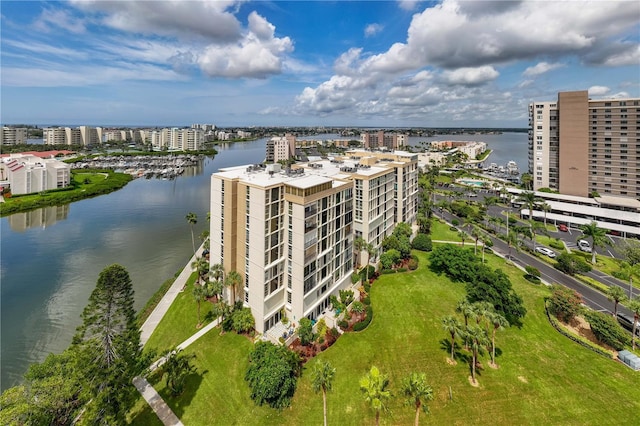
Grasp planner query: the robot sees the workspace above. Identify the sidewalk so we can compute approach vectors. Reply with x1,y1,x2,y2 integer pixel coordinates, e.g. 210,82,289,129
140,245,204,346
134,244,206,425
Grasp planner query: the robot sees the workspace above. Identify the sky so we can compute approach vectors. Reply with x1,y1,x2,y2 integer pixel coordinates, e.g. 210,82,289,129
1,0,639,128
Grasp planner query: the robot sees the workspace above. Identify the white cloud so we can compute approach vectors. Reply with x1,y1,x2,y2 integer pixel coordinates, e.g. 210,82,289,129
71,0,242,41
523,62,565,77
32,7,86,34
2,63,184,87
2,39,89,60
364,23,383,37
442,66,499,86
292,0,639,121
197,12,293,78
397,0,420,11
588,86,610,96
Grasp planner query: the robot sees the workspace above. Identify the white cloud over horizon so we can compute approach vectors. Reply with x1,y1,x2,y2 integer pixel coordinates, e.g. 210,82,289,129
1,0,639,127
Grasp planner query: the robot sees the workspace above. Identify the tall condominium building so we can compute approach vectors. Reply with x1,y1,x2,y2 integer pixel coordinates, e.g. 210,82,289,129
0,127,27,145
361,131,408,150
43,127,68,145
209,150,418,335
266,135,296,163
529,90,640,198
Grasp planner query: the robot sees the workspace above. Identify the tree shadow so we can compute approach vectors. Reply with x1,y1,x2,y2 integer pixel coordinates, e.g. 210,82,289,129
439,338,466,361
160,369,209,419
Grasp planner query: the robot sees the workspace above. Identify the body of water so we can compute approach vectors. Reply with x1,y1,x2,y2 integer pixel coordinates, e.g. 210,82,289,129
408,132,529,173
0,132,528,390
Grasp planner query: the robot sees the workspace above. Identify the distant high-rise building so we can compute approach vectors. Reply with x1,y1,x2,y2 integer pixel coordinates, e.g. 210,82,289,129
0,127,27,145
361,131,407,150
43,127,67,145
266,134,296,163
529,90,640,198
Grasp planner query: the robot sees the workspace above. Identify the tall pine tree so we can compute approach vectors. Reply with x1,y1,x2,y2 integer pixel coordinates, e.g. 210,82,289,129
72,264,142,424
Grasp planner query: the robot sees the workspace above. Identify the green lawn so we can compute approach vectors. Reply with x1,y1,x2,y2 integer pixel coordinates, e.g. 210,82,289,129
430,219,461,242
143,272,216,355
131,250,640,425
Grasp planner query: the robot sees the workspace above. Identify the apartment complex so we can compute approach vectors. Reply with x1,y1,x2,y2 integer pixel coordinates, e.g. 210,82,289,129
44,126,101,146
429,140,487,159
209,150,418,334
361,131,407,150
0,127,28,145
0,153,71,195
266,135,296,163
529,90,640,198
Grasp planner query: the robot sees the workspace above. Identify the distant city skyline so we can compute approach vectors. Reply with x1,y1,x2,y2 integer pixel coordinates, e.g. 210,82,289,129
1,0,639,127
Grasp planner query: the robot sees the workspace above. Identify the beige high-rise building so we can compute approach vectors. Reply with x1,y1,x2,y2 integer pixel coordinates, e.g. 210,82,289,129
209,150,418,335
0,127,27,145
361,131,407,150
529,90,640,198
43,127,67,145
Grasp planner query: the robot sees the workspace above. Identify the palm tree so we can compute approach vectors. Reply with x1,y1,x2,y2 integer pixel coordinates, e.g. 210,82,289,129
185,212,198,255
359,366,391,426
606,286,626,317
457,230,467,247
516,191,541,220
580,221,609,264
466,325,488,385
488,312,509,367
225,270,243,304
193,284,206,328
456,300,474,349
471,226,482,255
354,236,367,271
441,316,462,361
628,297,640,350
191,256,209,285
529,220,547,252
365,243,377,282
401,372,433,426
541,202,552,226
311,359,336,426
617,261,640,299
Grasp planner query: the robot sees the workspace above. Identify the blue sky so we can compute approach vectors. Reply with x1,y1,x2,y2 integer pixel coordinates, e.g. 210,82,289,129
1,0,639,127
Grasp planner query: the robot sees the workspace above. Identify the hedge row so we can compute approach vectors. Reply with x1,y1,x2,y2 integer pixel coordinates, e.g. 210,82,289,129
352,306,373,332
544,301,613,359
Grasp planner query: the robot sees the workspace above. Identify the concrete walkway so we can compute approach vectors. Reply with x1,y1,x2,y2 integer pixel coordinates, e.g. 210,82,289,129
134,244,206,425
133,376,184,426
140,245,204,346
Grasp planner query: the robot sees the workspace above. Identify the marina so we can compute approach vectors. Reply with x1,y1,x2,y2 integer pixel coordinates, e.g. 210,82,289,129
69,154,203,179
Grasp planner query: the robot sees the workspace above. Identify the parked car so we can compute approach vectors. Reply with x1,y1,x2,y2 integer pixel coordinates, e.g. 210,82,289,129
608,230,621,236
577,239,592,253
535,246,556,258
617,313,640,337
558,224,568,232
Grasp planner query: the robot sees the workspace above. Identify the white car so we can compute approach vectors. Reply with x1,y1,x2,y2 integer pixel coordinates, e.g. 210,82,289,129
577,239,592,253
535,246,556,258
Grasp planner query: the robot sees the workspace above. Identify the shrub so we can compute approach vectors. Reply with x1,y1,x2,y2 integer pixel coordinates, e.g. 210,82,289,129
359,265,376,281
397,267,407,273
380,249,401,270
351,301,365,314
407,257,419,270
555,253,592,275
412,234,432,252
231,307,255,334
524,265,541,283
245,342,301,409
584,310,630,350
315,318,328,341
361,295,371,306
329,327,340,338
549,238,565,250
351,274,361,284
338,319,348,330
363,282,371,293
353,306,373,332
548,285,583,323
451,219,459,226
298,318,315,346
339,289,355,306
381,269,396,274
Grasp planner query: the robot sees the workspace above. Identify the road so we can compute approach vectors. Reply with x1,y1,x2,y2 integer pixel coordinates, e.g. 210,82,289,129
433,208,635,320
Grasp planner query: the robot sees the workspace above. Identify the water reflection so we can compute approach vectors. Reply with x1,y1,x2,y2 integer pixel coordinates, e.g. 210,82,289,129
7,205,69,231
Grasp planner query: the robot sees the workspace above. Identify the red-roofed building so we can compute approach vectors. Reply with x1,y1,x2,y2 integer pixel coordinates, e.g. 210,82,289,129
0,153,71,195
